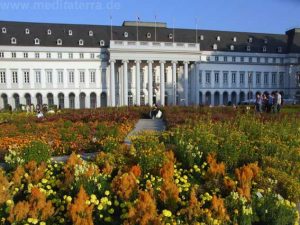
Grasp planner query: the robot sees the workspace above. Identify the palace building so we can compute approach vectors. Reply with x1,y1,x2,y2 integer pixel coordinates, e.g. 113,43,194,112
0,20,300,109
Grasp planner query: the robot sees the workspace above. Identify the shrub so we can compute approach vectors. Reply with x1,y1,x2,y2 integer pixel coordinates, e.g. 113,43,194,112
22,140,51,164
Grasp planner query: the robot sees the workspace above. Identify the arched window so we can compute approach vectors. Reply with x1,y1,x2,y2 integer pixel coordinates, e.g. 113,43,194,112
146,32,151,39
58,93,64,109
168,33,173,40
89,30,93,36
213,44,218,50
230,45,235,51
57,39,62,45
47,29,52,35
79,92,86,109
24,93,31,106
100,92,107,107
11,37,17,44
205,92,211,105
69,93,75,109
34,38,40,45
90,92,97,109
36,93,43,106
13,93,20,109
124,32,128,38
25,28,30,34
100,40,105,46
68,30,73,36
1,93,8,109
47,93,54,107
2,27,7,33
79,39,84,46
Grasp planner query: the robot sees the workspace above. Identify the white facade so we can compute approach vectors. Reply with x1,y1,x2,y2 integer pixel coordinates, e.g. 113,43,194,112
0,41,300,109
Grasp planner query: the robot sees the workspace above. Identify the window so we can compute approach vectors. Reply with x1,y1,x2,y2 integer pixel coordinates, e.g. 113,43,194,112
206,56,210,62
47,71,53,83
90,71,96,83
278,47,282,53
224,56,227,62
147,32,151,39
272,72,277,85
47,53,51,59
265,57,268,63
205,72,211,84
12,71,18,83
89,30,93,36
233,37,237,42
25,28,30,34
248,73,253,84
24,52,28,58
240,72,244,84
232,72,236,84
47,29,52,35
101,69,106,85
57,71,63,83
168,33,173,40
217,36,221,41
58,53,62,59
57,39,62,45
35,53,40,59
200,35,204,40
0,71,6,83
232,56,236,62
257,57,261,63
256,72,261,84
246,46,251,51
11,37,17,44
24,71,30,83
68,30,73,36
199,71,202,83
264,39,268,44
215,72,219,84
69,71,74,83
240,56,244,62
79,39,84,46
2,27,6,33
69,53,73,59
248,37,253,43
80,71,85,83
223,72,228,84
264,72,269,85
100,40,105,46
279,72,284,85
213,44,218,50
263,46,267,52
12,52,16,58
34,38,40,45
124,32,128,38
80,53,84,59
215,56,219,62
35,71,41,83
272,57,276,63
90,53,95,59
249,57,252,63
0,52,4,58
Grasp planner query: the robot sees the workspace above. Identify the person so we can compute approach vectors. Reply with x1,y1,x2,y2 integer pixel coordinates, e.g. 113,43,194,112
262,94,268,112
276,91,282,113
255,93,262,113
150,104,158,119
37,110,44,119
267,93,273,113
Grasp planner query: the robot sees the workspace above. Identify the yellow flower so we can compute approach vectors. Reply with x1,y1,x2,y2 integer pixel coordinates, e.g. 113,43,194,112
40,222,46,225
6,200,13,206
162,209,172,217
105,190,110,196
66,196,72,203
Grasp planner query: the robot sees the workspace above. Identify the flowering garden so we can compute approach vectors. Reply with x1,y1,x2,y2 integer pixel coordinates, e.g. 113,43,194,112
0,106,300,225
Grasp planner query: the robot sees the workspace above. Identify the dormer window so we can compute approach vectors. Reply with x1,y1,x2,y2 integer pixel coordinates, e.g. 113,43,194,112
264,39,268,44
248,37,253,43
233,37,237,42
57,39,62,45
100,40,105,46
246,45,251,51
79,39,84,46
1,27,6,33
25,28,30,34
124,32,128,38
277,47,282,53
168,33,173,40
11,37,17,44
262,46,267,52
89,30,93,36
147,32,151,39
68,30,73,36
230,45,235,51
217,36,221,41
34,38,40,45
47,29,52,35
200,35,204,41
213,44,218,50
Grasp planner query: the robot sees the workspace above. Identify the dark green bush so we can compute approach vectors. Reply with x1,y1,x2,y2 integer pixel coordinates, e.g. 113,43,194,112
22,140,51,164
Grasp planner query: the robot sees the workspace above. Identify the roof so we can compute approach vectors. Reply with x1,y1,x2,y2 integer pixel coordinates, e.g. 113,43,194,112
0,20,299,54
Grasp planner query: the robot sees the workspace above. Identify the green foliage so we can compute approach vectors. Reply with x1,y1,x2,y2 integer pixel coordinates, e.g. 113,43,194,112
22,140,51,164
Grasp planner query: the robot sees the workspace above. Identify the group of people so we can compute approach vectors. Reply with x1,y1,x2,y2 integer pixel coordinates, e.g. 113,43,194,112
255,91,282,113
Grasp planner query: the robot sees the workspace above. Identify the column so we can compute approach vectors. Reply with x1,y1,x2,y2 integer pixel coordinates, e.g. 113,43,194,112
148,61,153,106
109,60,116,107
160,61,165,106
135,60,141,106
123,60,128,106
184,61,189,106
196,63,200,105
172,61,177,105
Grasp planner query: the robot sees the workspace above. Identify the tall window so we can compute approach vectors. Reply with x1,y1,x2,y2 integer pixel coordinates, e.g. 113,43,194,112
46,52,51,59
35,53,40,59
58,71,64,83
240,72,244,84
80,71,85,83
12,52,16,58
256,72,261,85
272,72,277,85
58,53,62,59
24,71,30,83
90,53,95,59
24,52,28,58
47,71,53,83
12,71,18,83
279,72,284,85
240,57,244,62
205,72,211,84
90,71,96,83
35,71,41,83
232,72,236,84
264,72,269,85
0,52,4,58
69,53,73,59
0,71,6,83
199,71,202,84
223,72,228,84
80,53,84,59
214,72,219,84
248,73,253,84
69,71,74,83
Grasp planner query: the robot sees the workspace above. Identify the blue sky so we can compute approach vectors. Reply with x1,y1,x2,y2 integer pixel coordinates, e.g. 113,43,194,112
0,0,300,34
